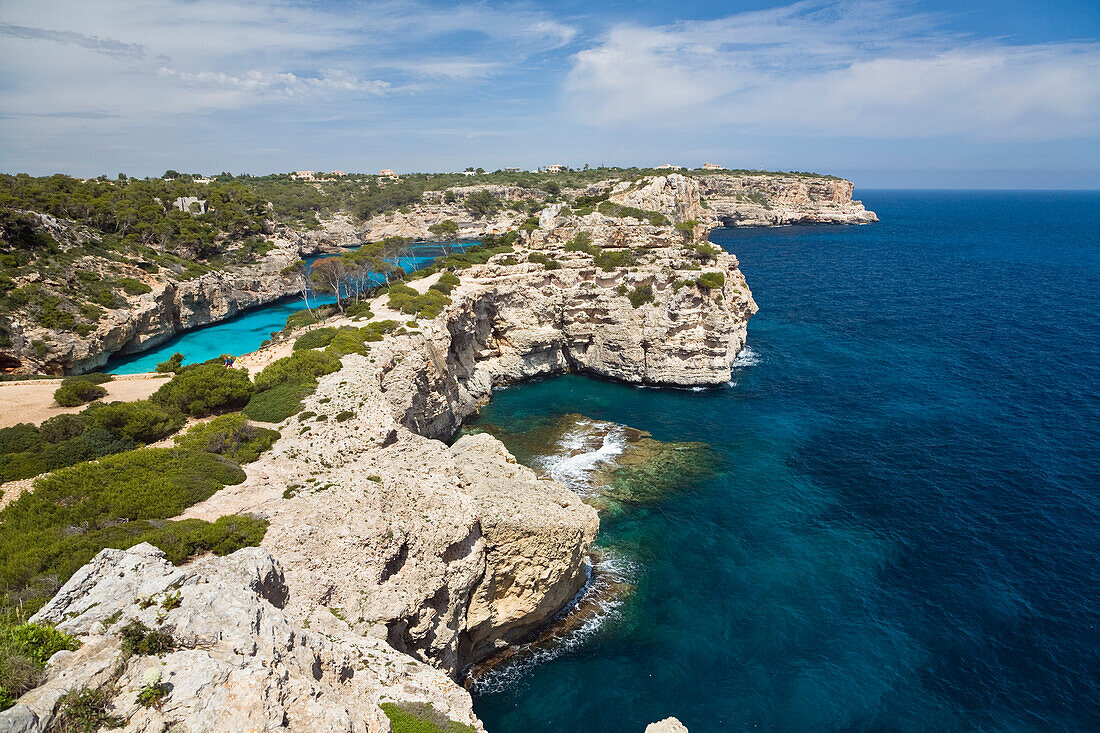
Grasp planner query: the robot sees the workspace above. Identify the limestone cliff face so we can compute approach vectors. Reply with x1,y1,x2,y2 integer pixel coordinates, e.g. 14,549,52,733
1,215,362,375
1,543,485,733
4,170,753,731
697,173,877,226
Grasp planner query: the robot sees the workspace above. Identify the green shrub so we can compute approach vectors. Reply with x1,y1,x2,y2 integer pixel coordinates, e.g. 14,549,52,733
695,271,726,290
0,424,42,455
528,252,560,270
38,413,86,443
628,284,655,308
137,681,169,708
335,411,354,422
597,201,670,226
429,271,460,295
0,448,258,617
361,320,400,342
325,328,369,357
116,278,152,295
52,687,125,731
174,414,278,464
344,302,374,319
83,400,185,444
253,350,340,393
54,380,108,407
293,327,337,351
155,353,183,373
4,622,81,665
379,701,476,733
118,620,172,657
242,382,314,422
593,249,636,271
387,283,451,319
152,364,254,417
563,231,596,254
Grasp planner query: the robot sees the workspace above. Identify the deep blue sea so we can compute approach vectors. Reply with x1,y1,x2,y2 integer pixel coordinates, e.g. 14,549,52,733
469,191,1100,732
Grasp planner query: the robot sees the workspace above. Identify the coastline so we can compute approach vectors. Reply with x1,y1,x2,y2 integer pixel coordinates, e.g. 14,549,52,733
0,172,874,732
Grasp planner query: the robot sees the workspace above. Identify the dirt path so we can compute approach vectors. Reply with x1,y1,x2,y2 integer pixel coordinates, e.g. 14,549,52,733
0,374,171,429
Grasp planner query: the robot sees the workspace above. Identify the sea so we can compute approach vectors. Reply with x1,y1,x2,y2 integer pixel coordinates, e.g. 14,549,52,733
466,191,1100,733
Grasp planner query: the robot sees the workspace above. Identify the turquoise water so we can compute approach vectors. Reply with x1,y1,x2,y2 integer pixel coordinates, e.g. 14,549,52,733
104,242,474,373
470,192,1100,732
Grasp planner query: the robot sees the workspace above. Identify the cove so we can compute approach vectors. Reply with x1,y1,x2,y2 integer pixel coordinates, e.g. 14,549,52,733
469,192,1100,732
104,241,477,374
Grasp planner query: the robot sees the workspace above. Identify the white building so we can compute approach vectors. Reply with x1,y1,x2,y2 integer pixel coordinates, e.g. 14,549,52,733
655,164,683,170
543,164,567,173
291,171,316,180
701,163,725,171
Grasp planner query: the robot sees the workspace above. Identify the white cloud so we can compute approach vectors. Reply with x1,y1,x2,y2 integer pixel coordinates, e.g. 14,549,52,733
565,0,1100,140
0,0,577,121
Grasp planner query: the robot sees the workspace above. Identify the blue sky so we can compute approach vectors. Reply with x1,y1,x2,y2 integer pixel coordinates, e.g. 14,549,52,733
1,0,1097,187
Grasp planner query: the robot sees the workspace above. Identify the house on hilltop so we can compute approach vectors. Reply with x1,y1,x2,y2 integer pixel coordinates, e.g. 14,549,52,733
542,164,567,173
655,164,683,170
701,162,725,170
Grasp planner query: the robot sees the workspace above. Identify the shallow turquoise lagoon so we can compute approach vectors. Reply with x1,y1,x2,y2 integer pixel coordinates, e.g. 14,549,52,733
104,242,473,373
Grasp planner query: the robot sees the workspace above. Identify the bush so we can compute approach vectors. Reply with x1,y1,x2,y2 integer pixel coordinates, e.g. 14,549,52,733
52,687,125,731
174,414,278,464
325,328,369,357
0,620,82,710
293,327,337,351
253,350,340,393
152,364,254,417
116,278,152,295
39,413,86,443
83,400,185,444
4,622,81,665
155,352,183,373
387,283,450,319
0,424,42,455
597,201,669,226
0,448,257,617
628,284,655,308
344,302,374,319
527,252,560,270
593,249,636,271
118,620,173,657
429,271,460,295
695,271,726,290
242,382,314,422
379,701,476,733
563,231,596,254
54,380,107,407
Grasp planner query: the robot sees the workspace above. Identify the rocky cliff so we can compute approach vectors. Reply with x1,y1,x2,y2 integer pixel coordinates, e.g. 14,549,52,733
3,173,749,731
697,173,877,226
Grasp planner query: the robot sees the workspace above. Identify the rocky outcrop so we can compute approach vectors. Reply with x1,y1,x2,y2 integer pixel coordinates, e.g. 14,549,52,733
646,717,690,733
5,166,760,731
1,543,484,733
697,173,877,226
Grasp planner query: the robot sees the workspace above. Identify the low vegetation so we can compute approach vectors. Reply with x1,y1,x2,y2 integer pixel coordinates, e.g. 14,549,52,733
0,620,81,710
174,414,278,464
628,284,655,308
0,399,184,482
53,377,108,407
597,201,670,226
151,363,254,417
379,701,476,733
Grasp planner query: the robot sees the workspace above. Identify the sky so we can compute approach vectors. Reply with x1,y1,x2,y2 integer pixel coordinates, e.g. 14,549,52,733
0,0,1098,188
